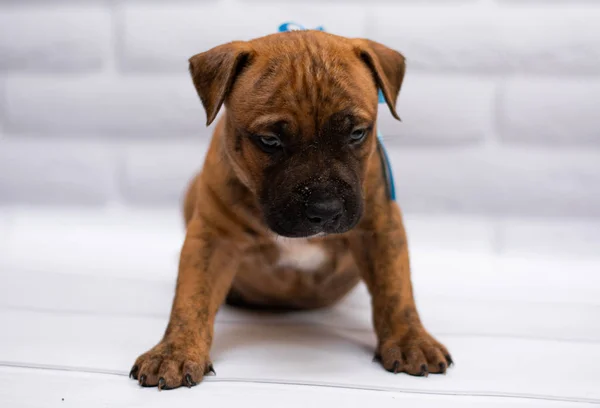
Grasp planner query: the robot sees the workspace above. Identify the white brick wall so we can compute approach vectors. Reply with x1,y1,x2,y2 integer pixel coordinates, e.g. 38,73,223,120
389,148,600,217
5,76,206,136
371,4,600,74
0,0,599,218
499,78,600,145
119,140,209,205
0,7,110,72
0,139,116,206
120,3,367,72
378,74,495,144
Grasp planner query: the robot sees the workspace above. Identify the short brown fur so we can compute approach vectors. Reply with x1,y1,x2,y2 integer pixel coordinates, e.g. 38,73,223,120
131,31,452,390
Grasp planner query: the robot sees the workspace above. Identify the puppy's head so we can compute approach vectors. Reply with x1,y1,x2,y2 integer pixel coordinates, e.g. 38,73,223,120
189,31,405,238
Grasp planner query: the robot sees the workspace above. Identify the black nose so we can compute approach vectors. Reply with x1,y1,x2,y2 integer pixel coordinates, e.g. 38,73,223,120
305,196,344,225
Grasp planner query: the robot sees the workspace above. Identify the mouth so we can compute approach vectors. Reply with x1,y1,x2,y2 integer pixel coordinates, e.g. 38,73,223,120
271,231,327,241
265,210,360,238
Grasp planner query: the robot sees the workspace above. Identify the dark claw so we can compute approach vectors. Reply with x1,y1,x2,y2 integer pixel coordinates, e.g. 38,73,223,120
420,364,429,377
158,378,166,391
129,365,139,379
372,353,381,363
208,364,216,376
139,374,147,386
185,374,195,388
439,362,447,374
445,354,454,367
392,360,400,374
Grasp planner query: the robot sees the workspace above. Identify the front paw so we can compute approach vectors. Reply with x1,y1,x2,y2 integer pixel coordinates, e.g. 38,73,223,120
130,340,214,390
376,328,453,376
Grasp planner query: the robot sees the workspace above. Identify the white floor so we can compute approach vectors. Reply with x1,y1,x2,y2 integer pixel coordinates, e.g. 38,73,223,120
1,208,599,407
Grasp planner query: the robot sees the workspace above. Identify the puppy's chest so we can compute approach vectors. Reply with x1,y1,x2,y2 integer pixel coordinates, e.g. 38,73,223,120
275,238,329,272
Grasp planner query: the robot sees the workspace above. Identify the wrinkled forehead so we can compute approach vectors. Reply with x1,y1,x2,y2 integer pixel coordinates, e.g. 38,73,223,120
229,33,379,130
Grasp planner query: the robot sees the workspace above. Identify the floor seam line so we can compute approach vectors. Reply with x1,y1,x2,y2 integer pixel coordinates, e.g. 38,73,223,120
1,361,598,405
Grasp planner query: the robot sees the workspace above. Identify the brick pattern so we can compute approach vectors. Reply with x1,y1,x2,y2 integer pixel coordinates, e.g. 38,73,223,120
0,0,599,217
0,139,116,206
5,76,206,136
378,74,495,145
499,78,600,145
0,7,110,72
119,140,209,205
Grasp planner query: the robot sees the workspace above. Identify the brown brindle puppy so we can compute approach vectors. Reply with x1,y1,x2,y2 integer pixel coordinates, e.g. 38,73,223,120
130,30,452,390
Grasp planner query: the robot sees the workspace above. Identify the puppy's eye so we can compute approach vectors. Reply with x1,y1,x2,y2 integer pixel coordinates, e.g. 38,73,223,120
260,135,281,147
255,135,283,153
350,128,368,144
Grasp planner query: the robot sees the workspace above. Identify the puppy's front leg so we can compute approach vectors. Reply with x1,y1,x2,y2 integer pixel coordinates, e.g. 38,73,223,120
350,206,453,376
130,219,238,389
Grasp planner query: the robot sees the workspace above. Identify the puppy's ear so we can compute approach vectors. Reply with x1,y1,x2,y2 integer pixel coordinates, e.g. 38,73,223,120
189,41,254,126
353,39,406,121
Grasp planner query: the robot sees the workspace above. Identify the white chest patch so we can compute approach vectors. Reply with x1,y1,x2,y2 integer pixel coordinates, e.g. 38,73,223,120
275,238,328,272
